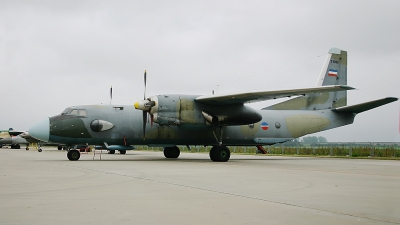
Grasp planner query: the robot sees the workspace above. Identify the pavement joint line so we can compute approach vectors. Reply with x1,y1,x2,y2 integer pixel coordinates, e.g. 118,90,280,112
62,163,399,225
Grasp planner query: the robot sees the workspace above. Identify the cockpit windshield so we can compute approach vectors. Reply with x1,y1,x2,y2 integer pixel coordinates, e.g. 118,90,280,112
60,108,87,117
61,108,73,115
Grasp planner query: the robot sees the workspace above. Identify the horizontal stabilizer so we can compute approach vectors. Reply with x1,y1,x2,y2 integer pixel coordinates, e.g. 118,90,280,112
333,97,398,114
196,85,355,105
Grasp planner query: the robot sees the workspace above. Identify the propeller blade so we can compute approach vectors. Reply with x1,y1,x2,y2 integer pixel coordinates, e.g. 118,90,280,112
142,111,147,139
143,70,148,139
110,86,113,105
144,70,147,100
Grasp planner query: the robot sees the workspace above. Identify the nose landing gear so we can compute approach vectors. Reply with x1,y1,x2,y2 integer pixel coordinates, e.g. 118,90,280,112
67,150,80,161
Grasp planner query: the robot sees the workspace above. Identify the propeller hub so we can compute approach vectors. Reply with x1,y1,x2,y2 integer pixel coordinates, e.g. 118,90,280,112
134,99,156,111
134,101,139,109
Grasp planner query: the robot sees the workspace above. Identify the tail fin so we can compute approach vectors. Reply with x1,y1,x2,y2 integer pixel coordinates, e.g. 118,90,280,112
264,48,348,110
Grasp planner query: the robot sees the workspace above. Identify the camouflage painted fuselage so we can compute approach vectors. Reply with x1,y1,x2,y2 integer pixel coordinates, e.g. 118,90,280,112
47,103,355,146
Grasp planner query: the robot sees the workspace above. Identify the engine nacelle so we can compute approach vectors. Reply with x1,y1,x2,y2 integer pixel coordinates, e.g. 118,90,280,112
135,94,262,127
151,95,183,126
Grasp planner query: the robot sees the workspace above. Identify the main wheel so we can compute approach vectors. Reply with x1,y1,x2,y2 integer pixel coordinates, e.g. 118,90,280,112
209,147,216,161
11,144,20,149
58,145,63,150
67,150,80,161
119,150,126,154
109,150,115,154
163,146,180,158
38,148,42,152
210,146,230,162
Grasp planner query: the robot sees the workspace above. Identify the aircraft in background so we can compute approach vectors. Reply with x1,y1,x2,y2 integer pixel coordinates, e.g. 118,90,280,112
28,48,398,161
0,128,27,149
0,128,45,151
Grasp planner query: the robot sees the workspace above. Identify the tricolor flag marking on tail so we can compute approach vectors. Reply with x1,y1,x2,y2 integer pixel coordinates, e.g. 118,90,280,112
328,69,338,77
261,122,269,131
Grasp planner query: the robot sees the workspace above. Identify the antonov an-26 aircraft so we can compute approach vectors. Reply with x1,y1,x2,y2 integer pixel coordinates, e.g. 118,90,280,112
29,48,398,162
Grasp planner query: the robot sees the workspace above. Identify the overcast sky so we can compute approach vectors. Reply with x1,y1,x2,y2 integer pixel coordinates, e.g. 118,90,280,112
1,0,399,142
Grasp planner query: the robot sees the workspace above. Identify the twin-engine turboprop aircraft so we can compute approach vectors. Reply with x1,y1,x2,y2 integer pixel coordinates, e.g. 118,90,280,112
28,48,398,161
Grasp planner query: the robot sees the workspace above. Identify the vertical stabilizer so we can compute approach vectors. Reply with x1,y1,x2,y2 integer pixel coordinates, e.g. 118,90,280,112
263,48,348,110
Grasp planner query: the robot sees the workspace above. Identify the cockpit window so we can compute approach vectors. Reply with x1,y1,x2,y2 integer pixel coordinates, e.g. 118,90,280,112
78,109,87,117
61,108,73,115
69,109,78,115
60,108,87,117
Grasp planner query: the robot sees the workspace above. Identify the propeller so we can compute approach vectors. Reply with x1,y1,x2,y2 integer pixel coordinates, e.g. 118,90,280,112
142,70,147,139
135,70,156,139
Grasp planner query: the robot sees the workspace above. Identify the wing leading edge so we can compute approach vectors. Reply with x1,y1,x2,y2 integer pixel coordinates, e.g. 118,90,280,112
196,85,355,105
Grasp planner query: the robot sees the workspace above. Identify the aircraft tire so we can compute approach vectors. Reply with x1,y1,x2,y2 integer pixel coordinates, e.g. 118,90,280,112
26,147,29,150
11,144,20,149
57,145,62,150
119,150,126,154
210,146,230,162
109,150,115,154
163,146,180,158
163,148,171,158
209,147,216,161
67,150,80,161
38,148,42,152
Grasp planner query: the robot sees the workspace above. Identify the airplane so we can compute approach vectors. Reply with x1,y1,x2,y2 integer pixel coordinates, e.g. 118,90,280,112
28,48,398,162
0,128,27,149
0,128,46,151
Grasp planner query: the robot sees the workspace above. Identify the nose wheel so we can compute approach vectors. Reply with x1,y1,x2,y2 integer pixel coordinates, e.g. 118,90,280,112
67,150,80,161
37,142,42,152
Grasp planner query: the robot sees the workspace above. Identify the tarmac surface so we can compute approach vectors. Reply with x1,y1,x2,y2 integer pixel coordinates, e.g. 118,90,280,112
0,147,399,225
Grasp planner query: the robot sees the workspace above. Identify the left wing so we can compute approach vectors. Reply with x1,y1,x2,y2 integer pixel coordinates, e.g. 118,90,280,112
196,85,355,105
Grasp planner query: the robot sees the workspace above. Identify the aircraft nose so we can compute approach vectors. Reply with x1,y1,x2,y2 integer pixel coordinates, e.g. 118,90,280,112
29,118,50,142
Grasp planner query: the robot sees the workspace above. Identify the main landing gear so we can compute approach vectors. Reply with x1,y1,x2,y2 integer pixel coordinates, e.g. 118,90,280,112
163,146,180,158
11,144,20,149
208,126,231,162
209,146,231,162
162,145,231,162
